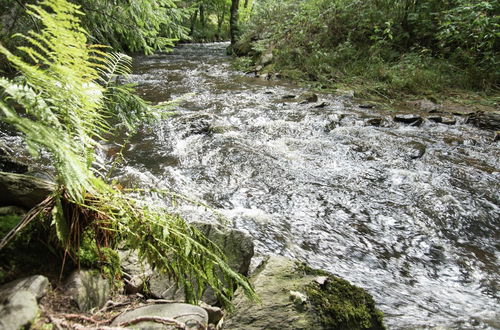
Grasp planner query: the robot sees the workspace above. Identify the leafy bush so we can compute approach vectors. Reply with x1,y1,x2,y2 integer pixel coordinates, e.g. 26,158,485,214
238,0,499,95
0,0,256,306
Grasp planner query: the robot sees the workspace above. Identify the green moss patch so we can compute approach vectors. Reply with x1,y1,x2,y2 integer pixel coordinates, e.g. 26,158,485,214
297,262,385,329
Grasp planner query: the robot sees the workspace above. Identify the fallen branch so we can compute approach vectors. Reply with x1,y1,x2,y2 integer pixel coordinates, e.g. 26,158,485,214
96,300,131,315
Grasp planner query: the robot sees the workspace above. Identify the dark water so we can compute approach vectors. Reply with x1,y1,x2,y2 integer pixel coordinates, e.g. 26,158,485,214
118,43,499,329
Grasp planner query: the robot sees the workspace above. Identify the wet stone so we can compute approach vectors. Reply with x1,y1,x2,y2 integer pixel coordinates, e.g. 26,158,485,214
405,141,426,159
467,111,500,130
299,92,318,104
65,270,111,312
313,102,329,109
365,117,383,127
394,114,423,126
112,303,208,330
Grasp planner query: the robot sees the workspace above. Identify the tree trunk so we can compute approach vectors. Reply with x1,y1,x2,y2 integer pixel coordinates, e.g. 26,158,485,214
216,11,225,40
230,0,240,45
199,4,205,29
189,9,198,36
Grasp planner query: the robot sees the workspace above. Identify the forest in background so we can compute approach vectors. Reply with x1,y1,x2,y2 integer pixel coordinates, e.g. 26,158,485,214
2,0,497,104
234,0,499,103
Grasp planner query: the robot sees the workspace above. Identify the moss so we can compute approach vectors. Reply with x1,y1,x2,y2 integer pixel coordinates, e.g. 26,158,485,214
0,214,22,237
297,262,385,329
78,230,122,283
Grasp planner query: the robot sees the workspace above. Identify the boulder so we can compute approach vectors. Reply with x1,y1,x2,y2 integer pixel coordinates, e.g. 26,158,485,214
112,303,208,330
223,256,385,330
65,270,111,312
192,222,254,276
0,275,49,330
393,114,422,126
148,222,254,305
0,290,38,330
407,99,441,112
0,171,54,209
403,141,426,160
0,275,49,300
364,118,383,127
467,111,500,130
119,250,153,294
428,116,456,125
299,92,318,104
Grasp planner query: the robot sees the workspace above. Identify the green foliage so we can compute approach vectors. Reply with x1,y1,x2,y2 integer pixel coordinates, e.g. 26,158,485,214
78,229,122,281
238,0,499,97
0,0,256,307
75,0,189,54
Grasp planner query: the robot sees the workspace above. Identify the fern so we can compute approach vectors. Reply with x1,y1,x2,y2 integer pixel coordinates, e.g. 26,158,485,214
0,0,257,307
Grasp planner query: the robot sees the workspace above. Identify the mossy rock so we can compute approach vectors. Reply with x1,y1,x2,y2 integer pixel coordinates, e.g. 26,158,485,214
224,256,384,330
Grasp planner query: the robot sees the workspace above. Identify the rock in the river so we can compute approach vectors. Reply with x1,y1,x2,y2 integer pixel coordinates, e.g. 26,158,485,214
404,141,427,160
313,102,329,109
365,117,383,127
0,149,28,174
193,222,254,276
299,92,318,104
0,171,55,209
393,114,423,126
149,222,254,305
467,111,500,130
223,256,385,330
65,270,111,311
428,116,456,125
112,303,208,330
0,275,49,330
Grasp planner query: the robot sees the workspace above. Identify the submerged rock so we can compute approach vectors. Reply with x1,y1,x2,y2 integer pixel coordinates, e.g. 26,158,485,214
223,256,385,330
364,117,383,127
0,171,54,209
393,114,423,126
0,275,49,330
65,270,111,312
428,116,456,125
112,303,208,329
299,92,318,104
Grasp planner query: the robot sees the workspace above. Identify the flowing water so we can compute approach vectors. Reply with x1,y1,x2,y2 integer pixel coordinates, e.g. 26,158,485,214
118,43,499,329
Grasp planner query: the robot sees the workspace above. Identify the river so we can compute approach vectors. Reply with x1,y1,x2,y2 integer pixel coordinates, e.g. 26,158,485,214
117,43,499,329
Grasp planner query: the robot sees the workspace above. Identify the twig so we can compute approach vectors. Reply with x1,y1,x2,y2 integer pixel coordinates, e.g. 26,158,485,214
47,315,64,330
61,313,105,325
0,195,53,251
117,316,186,329
95,300,131,315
